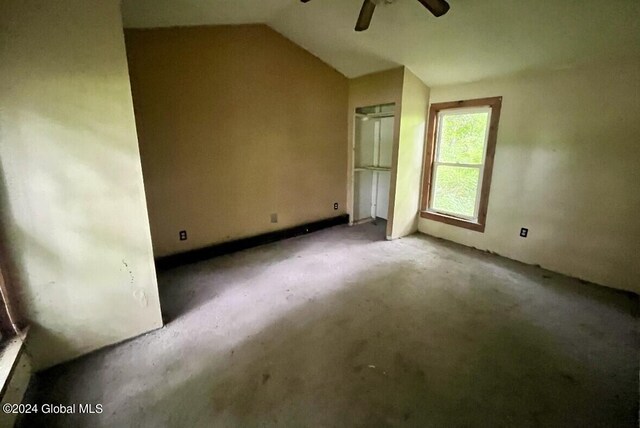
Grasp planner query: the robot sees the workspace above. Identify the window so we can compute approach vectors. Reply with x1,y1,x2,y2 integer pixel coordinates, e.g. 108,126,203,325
0,262,19,341
420,97,502,232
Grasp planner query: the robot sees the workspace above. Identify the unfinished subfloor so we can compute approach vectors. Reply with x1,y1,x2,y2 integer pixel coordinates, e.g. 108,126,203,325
19,222,639,427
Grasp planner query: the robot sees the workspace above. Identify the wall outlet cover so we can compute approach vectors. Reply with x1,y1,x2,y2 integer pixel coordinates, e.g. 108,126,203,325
520,228,528,238
334,202,339,210
179,230,188,241
270,213,278,223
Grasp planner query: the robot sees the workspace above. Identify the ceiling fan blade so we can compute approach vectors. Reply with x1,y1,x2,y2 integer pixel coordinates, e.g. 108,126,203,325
300,0,312,3
415,0,450,17
355,0,376,32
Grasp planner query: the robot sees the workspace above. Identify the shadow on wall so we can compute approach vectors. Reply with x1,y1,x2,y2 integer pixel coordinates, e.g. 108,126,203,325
0,86,160,367
0,161,28,329
0,144,94,361
18,237,638,427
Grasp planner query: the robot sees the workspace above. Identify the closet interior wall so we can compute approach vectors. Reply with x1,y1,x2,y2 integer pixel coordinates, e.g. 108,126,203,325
353,104,395,223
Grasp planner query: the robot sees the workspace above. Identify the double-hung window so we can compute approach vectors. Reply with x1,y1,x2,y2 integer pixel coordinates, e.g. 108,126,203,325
420,97,502,232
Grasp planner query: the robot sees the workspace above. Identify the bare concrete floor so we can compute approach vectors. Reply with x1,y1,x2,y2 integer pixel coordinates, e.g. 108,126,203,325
19,222,638,427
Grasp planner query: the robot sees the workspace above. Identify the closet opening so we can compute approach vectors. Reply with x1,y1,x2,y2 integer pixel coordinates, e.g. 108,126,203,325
352,103,395,238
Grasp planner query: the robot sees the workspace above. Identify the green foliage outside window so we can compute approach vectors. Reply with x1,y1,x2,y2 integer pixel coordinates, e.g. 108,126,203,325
431,112,489,218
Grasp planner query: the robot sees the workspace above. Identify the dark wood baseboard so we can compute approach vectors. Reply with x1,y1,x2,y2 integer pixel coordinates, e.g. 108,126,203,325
155,215,349,270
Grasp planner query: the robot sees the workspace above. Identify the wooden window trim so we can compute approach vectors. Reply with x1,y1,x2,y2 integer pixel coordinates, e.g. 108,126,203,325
420,96,502,233
0,260,20,340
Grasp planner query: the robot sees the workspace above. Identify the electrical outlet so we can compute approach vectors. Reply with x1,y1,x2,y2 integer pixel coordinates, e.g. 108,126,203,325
179,230,188,241
334,202,339,210
520,228,528,238
270,213,278,223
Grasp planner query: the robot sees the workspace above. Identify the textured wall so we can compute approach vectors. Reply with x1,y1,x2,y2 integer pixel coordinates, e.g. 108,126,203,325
125,25,349,257
0,0,163,369
389,69,430,239
419,58,640,292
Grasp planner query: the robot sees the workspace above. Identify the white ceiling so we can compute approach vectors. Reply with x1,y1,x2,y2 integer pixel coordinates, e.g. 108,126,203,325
121,0,640,86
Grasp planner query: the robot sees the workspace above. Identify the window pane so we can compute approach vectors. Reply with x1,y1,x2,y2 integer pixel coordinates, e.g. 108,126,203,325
431,165,479,218
437,112,489,164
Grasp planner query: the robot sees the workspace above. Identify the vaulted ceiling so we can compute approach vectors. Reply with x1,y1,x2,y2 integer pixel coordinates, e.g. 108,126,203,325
122,0,640,87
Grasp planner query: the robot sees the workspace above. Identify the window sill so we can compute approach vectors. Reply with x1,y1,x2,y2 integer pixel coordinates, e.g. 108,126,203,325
0,339,24,399
0,327,29,399
420,211,486,233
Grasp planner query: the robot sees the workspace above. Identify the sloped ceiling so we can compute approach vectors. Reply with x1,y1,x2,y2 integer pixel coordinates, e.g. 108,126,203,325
122,0,640,86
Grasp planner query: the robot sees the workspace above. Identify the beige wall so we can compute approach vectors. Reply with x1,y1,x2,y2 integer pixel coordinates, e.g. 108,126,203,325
347,68,405,238
388,69,430,239
125,25,349,257
0,0,163,369
419,58,640,293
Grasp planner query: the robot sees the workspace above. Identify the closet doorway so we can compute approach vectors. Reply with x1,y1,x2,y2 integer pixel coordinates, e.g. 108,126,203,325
352,103,395,231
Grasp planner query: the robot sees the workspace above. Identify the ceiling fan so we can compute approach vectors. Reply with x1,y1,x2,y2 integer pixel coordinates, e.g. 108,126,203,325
300,0,450,32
